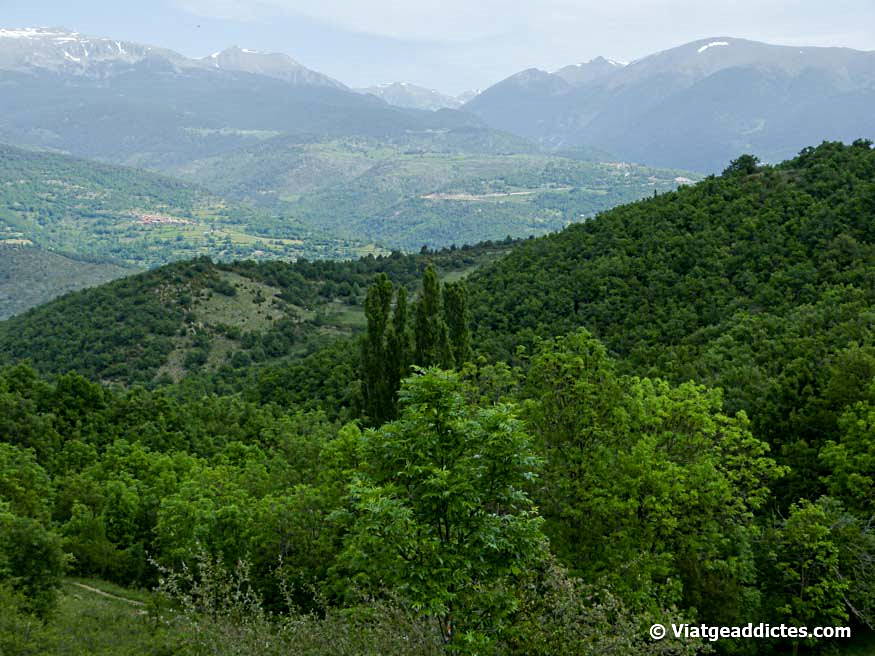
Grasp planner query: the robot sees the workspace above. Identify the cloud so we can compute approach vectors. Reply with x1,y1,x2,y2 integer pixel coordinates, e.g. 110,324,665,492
171,0,875,51
173,0,521,40
166,0,875,91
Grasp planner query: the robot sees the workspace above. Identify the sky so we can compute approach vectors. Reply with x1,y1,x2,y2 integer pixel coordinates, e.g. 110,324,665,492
3,0,875,94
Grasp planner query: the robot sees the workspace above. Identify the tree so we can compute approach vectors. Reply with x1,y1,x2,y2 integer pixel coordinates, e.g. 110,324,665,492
443,281,472,367
723,153,761,176
524,331,784,620
768,498,849,654
0,506,67,618
336,369,545,647
0,444,54,522
414,266,451,368
820,388,875,515
386,285,412,407
361,274,396,424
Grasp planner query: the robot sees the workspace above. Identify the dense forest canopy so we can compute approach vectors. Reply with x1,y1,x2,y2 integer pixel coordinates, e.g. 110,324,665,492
0,140,873,655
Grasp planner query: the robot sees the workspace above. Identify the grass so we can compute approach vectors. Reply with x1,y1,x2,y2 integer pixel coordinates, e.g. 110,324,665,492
322,300,366,329
2,580,182,655
194,272,286,332
26,580,875,656
64,577,152,604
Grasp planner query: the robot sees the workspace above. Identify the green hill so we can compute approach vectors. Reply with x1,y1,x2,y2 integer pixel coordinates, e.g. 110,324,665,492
0,242,511,384
463,141,875,476
0,143,376,269
0,246,132,320
174,132,700,250
1,141,874,655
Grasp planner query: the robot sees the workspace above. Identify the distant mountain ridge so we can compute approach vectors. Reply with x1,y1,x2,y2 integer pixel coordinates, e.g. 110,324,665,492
554,56,626,85
0,27,485,169
0,27,345,87
0,26,193,75
357,81,464,111
202,46,346,88
465,36,875,171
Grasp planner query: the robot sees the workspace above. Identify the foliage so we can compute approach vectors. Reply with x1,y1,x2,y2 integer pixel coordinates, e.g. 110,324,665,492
466,140,875,499
336,369,545,647
0,241,506,386
0,507,67,618
525,331,784,621
0,140,873,653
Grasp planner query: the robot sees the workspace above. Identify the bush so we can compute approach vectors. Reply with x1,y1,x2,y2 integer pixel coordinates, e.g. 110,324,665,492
0,510,67,618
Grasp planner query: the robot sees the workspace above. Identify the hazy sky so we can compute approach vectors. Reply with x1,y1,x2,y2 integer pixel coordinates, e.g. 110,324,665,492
4,0,875,93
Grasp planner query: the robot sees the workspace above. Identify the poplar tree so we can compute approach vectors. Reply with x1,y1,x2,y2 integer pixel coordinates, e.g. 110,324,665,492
443,281,471,368
414,265,451,368
361,274,394,424
386,285,411,406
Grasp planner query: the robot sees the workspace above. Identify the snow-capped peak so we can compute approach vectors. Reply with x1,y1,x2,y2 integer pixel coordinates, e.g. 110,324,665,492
0,27,345,88
697,41,730,54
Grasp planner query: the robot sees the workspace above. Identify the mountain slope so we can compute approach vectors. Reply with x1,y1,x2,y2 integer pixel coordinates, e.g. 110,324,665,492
465,140,875,447
0,243,511,384
554,56,626,85
0,27,482,169
203,46,345,88
0,142,372,270
0,246,131,319
358,82,462,110
172,132,699,250
465,37,875,170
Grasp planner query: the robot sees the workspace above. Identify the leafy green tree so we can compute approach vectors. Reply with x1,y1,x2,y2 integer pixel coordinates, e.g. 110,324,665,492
525,331,784,621
0,444,54,522
0,506,67,618
443,281,472,367
414,266,451,368
361,274,396,424
767,497,849,653
820,388,875,515
336,368,545,647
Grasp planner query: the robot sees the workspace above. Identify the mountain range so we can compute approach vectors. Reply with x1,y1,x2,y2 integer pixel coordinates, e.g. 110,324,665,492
357,82,471,111
0,27,482,169
465,37,875,171
2,28,873,173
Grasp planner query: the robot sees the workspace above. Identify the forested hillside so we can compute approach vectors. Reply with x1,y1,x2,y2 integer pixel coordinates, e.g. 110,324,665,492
174,131,698,250
1,141,873,655
0,242,511,384
0,246,131,319
465,141,875,478
0,143,373,267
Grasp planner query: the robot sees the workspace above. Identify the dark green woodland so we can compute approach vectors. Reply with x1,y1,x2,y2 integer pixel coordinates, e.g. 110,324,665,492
1,141,874,655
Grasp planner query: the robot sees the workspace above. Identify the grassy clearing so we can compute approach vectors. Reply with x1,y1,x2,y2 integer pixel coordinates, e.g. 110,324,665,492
194,271,286,332
24,582,182,655
322,300,366,330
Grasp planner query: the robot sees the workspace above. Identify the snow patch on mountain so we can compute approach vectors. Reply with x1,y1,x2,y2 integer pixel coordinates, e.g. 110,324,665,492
698,41,730,54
